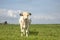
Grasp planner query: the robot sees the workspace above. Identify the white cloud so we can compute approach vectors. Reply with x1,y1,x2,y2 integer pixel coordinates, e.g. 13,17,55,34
0,9,6,13
31,13,60,24
32,14,55,20
0,9,21,18
7,10,17,17
0,9,21,23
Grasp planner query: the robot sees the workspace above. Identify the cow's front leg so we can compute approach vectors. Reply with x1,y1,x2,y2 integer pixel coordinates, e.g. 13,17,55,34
21,27,24,36
26,30,28,37
23,25,26,35
26,25,29,37
20,24,25,36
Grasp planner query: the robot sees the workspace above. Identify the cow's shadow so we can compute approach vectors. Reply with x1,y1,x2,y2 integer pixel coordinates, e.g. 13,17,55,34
29,31,39,36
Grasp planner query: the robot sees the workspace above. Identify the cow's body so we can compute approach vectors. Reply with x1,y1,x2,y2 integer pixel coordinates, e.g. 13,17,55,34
19,11,31,37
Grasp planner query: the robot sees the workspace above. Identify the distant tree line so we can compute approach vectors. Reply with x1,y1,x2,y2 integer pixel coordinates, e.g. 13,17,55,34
0,21,8,25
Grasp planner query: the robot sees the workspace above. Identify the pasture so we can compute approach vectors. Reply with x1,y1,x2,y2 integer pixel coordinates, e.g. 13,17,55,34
0,24,60,40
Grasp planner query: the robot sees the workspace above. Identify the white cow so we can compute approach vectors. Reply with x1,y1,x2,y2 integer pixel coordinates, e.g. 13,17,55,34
19,11,31,37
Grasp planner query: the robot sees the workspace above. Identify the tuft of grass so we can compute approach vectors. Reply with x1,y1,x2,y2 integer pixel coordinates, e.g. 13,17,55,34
0,24,60,40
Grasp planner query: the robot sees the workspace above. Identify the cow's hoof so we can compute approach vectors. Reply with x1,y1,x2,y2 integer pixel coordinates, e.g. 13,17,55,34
26,35,28,37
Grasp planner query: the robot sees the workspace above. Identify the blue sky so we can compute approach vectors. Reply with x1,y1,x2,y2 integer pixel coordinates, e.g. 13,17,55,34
0,0,60,24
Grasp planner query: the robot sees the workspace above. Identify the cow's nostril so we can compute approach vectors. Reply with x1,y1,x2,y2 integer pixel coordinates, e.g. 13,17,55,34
25,18,27,20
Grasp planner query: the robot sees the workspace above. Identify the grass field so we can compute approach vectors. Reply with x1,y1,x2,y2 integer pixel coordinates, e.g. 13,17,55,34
0,24,60,40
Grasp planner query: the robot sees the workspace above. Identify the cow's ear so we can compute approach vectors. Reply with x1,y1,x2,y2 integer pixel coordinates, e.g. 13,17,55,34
29,13,32,15
19,13,23,16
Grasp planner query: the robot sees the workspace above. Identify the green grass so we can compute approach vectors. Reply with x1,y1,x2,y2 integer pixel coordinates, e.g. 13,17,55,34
0,24,60,40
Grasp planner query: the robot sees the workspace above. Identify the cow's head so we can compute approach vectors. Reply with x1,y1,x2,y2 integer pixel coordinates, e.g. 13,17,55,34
20,11,31,20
